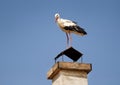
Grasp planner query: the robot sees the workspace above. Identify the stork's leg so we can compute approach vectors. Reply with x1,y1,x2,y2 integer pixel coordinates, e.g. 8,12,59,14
69,33,72,47
66,33,69,48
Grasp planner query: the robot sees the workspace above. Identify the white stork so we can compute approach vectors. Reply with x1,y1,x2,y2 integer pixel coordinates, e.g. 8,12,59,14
55,13,87,48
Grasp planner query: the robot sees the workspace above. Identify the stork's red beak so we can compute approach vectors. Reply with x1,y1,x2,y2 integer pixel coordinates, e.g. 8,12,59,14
55,17,58,23
55,18,57,23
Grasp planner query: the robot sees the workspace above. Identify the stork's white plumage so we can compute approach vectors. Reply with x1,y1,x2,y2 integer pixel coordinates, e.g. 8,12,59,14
55,13,87,48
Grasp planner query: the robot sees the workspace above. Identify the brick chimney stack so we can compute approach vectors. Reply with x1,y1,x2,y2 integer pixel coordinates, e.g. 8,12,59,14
47,62,92,85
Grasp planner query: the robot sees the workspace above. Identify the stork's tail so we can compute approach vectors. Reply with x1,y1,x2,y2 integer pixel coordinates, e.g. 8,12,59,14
73,26,87,36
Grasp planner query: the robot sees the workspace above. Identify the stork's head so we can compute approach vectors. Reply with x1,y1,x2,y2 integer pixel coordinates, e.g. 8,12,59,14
55,13,60,22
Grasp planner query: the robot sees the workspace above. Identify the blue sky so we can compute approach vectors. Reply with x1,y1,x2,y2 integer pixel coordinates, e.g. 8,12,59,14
0,0,120,85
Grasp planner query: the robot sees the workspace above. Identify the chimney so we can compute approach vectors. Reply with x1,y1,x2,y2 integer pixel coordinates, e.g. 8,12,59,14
47,62,92,85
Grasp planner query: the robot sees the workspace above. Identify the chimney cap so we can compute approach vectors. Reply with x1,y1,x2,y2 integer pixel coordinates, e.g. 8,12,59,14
55,47,83,62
